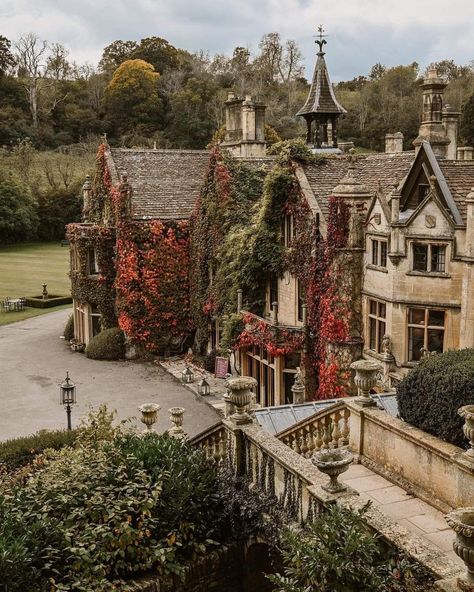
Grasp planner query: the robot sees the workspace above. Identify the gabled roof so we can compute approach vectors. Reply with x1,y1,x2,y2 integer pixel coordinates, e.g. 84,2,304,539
437,160,474,223
110,148,210,220
301,151,415,219
297,51,346,117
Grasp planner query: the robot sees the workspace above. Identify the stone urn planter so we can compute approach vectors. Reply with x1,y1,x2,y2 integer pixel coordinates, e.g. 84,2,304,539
445,507,474,590
138,403,160,433
311,448,354,493
459,405,474,462
350,359,381,407
225,376,257,425
168,407,186,439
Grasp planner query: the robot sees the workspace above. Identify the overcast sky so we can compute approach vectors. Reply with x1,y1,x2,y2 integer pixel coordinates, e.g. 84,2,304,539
2,0,474,80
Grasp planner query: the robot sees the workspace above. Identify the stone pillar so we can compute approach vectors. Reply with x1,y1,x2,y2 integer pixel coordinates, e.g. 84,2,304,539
465,147,474,161
460,188,474,348
442,105,460,160
385,132,404,153
458,147,466,161
255,104,266,143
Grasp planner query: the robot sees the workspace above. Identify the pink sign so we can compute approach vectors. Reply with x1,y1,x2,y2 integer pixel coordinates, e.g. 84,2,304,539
214,356,229,378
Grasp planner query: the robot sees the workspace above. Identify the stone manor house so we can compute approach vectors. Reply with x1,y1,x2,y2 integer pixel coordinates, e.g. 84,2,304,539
68,40,474,405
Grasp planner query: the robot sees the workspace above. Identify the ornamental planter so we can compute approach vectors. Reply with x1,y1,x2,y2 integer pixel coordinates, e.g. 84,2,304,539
312,448,353,493
138,403,160,433
350,359,380,407
459,405,474,463
168,407,186,439
225,376,257,425
445,507,474,590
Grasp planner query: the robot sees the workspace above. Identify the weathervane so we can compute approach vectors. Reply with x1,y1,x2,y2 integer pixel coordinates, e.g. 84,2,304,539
315,24,327,54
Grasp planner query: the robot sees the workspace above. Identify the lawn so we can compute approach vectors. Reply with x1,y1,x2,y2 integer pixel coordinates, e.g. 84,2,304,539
0,242,71,325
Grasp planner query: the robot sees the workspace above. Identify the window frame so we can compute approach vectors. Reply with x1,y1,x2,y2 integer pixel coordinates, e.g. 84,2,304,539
367,298,387,354
411,242,447,274
406,306,445,362
370,238,388,269
87,247,99,275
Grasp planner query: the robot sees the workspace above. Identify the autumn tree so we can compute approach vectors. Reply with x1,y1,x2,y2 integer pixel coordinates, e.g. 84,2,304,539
104,59,162,139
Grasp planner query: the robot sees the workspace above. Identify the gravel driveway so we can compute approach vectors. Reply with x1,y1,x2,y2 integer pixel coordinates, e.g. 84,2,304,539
0,308,219,440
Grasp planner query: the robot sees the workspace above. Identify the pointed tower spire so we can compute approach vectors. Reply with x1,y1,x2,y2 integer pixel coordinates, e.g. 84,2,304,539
297,26,346,149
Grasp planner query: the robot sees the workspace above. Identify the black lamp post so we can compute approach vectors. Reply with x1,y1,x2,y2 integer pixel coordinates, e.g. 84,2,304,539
60,372,76,430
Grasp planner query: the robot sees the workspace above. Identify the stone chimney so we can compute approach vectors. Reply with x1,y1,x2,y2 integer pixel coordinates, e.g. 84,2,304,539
223,93,266,157
385,132,404,153
442,105,460,160
82,175,92,221
413,67,450,158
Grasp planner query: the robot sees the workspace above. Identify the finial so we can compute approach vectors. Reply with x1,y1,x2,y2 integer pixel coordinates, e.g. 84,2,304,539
315,24,327,54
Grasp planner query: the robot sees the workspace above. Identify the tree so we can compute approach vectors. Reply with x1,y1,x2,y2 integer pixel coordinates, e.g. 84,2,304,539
104,59,161,138
98,40,138,76
131,37,179,74
0,177,37,243
14,33,49,128
0,35,15,75
460,94,474,146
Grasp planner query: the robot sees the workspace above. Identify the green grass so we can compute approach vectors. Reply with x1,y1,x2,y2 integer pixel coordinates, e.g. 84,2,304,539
0,242,71,326
0,242,70,298
0,303,72,326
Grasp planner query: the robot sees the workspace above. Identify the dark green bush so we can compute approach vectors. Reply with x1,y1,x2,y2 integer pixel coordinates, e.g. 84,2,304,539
203,348,217,372
0,177,38,243
268,504,433,592
397,349,474,447
63,313,74,341
0,429,76,470
85,327,125,360
0,410,221,591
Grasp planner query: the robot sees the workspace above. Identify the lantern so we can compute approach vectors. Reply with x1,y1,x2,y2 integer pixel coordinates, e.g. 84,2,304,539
197,377,211,396
181,365,194,384
59,372,76,430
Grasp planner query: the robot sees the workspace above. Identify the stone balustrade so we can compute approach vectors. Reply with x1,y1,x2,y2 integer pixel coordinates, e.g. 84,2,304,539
191,421,228,464
277,401,351,457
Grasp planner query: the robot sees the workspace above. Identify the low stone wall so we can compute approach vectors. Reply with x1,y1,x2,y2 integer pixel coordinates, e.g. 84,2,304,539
347,400,474,511
129,546,242,592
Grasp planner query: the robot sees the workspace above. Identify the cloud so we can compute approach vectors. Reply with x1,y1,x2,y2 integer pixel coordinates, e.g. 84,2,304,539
1,0,473,78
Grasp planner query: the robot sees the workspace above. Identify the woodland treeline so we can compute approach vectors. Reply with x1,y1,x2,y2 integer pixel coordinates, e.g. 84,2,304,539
1,32,474,152
1,32,474,243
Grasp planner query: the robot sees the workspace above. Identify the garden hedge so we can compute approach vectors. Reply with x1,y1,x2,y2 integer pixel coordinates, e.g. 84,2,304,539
0,429,76,470
85,327,125,360
63,313,74,341
397,348,474,447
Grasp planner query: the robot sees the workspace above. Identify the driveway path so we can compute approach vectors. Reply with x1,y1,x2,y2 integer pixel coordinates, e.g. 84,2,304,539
0,308,219,440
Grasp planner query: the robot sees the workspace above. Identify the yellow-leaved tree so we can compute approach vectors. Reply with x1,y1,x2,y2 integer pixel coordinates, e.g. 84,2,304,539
104,59,162,139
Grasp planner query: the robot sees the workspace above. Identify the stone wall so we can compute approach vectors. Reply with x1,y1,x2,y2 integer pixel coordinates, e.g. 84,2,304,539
129,546,242,592
347,400,474,511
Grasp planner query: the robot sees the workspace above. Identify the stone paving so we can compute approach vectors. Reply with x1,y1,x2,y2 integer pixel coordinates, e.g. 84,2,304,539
341,463,462,566
0,309,219,440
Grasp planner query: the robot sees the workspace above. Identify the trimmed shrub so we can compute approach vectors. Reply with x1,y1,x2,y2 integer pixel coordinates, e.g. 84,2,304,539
63,313,74,341
397,349,474,447
0,409,221,591
0,429,76,470
85,327,125,360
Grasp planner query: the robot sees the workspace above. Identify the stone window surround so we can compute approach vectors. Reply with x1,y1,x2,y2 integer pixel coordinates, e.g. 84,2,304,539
370,237,388,269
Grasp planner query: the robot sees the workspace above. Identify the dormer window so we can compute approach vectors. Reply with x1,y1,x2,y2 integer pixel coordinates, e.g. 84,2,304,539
412,243,446,273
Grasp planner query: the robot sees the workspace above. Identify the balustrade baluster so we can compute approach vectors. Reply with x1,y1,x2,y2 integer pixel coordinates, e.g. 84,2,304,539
341,408,350,445
332,411,342,448
315,422,323,450
322,417,332,449
300,427,308,457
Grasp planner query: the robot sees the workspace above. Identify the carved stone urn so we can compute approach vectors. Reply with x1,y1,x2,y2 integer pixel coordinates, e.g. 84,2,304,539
445,507,474,590
225,375,257,425
168,407,186,439
350,359,381,407
312,448,354,493
459,405,474,462
138,403,160,433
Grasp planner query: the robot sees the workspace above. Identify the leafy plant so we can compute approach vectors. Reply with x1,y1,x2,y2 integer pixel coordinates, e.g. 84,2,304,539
397,348,474,447
63,313,74,341
85,327,125,360
268,504,433,592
